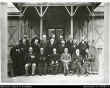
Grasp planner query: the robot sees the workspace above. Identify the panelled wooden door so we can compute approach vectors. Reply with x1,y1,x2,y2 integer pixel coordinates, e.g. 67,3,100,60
8,26,19,46
8,18,19,46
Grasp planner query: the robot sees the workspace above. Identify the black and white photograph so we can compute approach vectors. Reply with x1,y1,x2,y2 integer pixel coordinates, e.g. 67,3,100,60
0,1,110,85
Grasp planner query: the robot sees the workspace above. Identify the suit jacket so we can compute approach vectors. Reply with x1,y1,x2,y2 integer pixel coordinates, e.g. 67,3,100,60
40,40,47,49
60,53,71,63
32,44,40,57
38,53,47,62
10,45,21,64
78,41,89,57
46,39,57,56
25,52,37,63
58,45,65,55
50,53,60,64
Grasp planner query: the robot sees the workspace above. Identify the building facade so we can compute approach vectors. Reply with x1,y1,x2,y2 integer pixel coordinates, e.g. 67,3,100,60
7,2,104,76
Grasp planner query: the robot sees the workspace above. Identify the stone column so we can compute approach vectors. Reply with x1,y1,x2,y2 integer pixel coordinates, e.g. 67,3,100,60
40,16,43,40
0,2,8,82
70,16,73,39
19,15,23,40
104,3,110,84
70,6,73,39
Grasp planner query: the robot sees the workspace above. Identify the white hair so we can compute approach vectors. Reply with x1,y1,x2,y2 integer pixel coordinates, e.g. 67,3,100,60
29,47,33,50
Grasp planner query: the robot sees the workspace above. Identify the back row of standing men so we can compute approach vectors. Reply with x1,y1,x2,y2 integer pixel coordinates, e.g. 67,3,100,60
10,34,97,76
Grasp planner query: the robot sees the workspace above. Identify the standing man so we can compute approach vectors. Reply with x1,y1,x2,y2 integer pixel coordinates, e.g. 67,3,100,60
40,35,47,49
58,40,66,73
10,41,21,76
19,35,30,75
46,36,57,59
66,38,73,55
78,37,89,65
57,35,65,47
32,38,40,57
58,40,66,55
31,38,40,74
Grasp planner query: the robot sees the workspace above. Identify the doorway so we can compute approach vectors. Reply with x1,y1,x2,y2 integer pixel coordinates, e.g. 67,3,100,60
43,6,69,39
48,28,64,39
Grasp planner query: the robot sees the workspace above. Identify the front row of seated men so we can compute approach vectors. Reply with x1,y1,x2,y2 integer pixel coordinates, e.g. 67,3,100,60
10,35,97,76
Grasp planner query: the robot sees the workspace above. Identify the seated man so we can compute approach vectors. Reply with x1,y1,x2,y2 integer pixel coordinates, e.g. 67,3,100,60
25,47,37,76
71,49,83,75
60,48,71,76
49,48,60,75
85,40,97,74
38,48,47,75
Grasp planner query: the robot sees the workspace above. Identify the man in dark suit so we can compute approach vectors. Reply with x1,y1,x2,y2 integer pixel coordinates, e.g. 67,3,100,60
71,49,83,75
66,39,74,55
46,37,57,57
40,35,47,49
57,35,65,48
57,40,66,73
31,38,40,57
58,40,66,55
10,41,23,76
38,48,47,75
45,36,58,73
25,47,37,76
19,35,30,75
78,38,89,65
49,48,60,75
19,35,30,54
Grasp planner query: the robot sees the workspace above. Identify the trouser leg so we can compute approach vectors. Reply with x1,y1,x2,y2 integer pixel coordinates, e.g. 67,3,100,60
63,63,65,74
63,63,67,75
43,63,47,75
65,63,70,74
32,63,36,75
41,63,44,75
58,62,63,73
25,63,30,75
38,63,41,75
54,65,58,74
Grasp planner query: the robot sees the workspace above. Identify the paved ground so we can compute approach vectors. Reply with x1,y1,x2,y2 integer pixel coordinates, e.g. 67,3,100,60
4,73,105,85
